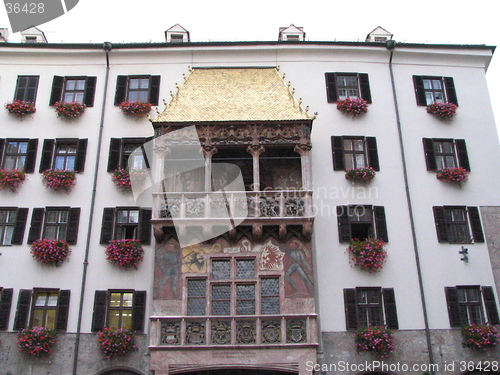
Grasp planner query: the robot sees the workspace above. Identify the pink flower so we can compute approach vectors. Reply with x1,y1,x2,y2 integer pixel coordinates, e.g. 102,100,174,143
5,100,36,116
98,327,137,359
105,239,144,269
53,101,86,119
0,169,26,192
336,98,369,117
119,101,152,117
426,102,457,119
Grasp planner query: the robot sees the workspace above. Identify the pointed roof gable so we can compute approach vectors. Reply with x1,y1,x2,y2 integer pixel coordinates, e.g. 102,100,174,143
278,24,306,41
152,67,312,124
165,24,190,42
365,26,393,42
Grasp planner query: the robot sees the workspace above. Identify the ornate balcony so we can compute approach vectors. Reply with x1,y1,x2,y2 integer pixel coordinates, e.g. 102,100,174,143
152,190,314,223
149,314,318,349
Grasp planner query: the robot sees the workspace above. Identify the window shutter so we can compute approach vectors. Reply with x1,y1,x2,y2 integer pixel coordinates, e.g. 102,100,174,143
14,76,27,101
56,290,71,331
74,139,88,173
432,206,449,243
325,73,338,103
132,291,147,332
0,288,13,330
359,73,372,103
11,208,29,245
91,290,108,332
0,139,5,161
39,139,55,172
343,289,358,330
139,208,152,245
25,76,40,103
422,138,437,171
455,139,470,172
382,288,399,329
444,77,458,106
107,138,122,172
482,287,500,325
149,76,161,106
27,208,45,244
366,137,380,171
468,207,484,243
84,77,97,107
100,208,115,244
413,75,427,106
114,76,128,105
66,208,81,245
14,289,32,330
331,136,345,171
24,139,38,173
337,206,351,242
444,287,461,327
49,76,64,106
374,206,389,242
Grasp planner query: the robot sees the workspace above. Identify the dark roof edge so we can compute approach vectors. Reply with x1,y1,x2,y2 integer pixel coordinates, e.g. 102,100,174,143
0,40,496,53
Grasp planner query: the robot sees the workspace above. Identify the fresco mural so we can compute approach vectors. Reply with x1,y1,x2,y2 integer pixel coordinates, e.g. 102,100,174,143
153,235,314,300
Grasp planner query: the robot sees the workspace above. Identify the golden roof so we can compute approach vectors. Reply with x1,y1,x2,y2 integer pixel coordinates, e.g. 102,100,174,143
152,67,312,123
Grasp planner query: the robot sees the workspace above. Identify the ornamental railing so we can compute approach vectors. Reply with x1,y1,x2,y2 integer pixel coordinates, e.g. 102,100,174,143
149,314,318,348
152,190,313,221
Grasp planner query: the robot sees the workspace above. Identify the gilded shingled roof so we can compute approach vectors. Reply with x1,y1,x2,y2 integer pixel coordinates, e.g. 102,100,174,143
152,67,312,123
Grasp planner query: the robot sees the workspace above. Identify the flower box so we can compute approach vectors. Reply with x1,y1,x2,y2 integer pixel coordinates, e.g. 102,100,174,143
30,239,71,266
105,239,144,269
348,238,387,272
111,169,149,191
5,100,36,117
355,326,395,358
426,102,457,119
462,324,500,351
345,167,376,183
0,169,26,192
17,327,57,356
54,101,86,119
436,167,469,183
119,101,152,117
98,327,137,359
336,98,369,117
42,169,76,192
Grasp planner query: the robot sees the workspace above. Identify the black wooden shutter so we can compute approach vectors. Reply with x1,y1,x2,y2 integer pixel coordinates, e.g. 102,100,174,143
39,139,55,172
91,290,108,332
25,76,40,103
27,208,45,244
366,137,380,171
49,76,64,105
383,288,399,329
423,138,437,171
337,206,351,242
149,76,161,106
325,73,338,103
100,208,116,244
66,208,81,245
374,206,389,242
413,75,427,106
0,139,5,161
444,287,461,327
139,208,152,245
468,207,485,243
331,136,345,171
482,286,500,325
11,208,29,245
24,139,38,173
455,139,470,172
56,290,71,331
359,73,372,103
114,76,128,105
432,206,449,243
132,291,147,332
74,139,88,173
14,289,32,330
14,76,27,101
0,288,13,330
84,77,97,107
444,77,458,106
107,138,122,172
343,289,358,330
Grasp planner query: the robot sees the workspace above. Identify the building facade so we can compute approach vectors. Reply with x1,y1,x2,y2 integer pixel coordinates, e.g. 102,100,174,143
0,26,499,375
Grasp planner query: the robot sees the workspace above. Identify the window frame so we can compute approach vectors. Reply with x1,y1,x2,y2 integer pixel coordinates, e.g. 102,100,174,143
325,72,372,103
100,207,152,245
30,289,60,329
49,76,97,107
14,75,39,103
114,75,161,106
433,206,484,244
337,205,388,242
27,207,80,245
39,138,88,173
0,288,14,330
0,138,38,173
107,137,151,172
331,136,379,172
413,75,458,106
107,291,134,330
42,208,70,241
423,138,470,172
0,207,28,246
445,286,500,327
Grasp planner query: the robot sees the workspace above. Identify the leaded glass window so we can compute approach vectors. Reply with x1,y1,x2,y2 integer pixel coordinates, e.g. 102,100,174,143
261,278,280,314
212,284,231,315
236,259,255,279
236,284,255,315
187,279,206,316
212,259,231,279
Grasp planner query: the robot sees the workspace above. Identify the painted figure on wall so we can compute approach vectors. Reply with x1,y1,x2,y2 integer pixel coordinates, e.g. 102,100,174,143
154,242,182,299
282,238,314,297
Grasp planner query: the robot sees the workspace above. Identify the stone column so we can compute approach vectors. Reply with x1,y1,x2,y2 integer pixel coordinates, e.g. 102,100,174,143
247,145,265,192
294,144,312,190
202,145,218,191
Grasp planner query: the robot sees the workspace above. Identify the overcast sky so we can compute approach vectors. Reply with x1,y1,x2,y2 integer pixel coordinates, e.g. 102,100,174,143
1,0,499,136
